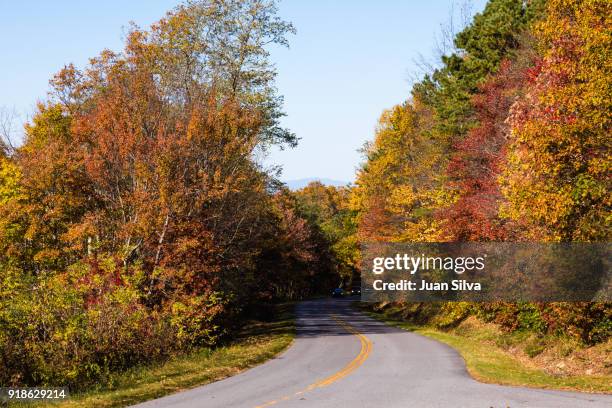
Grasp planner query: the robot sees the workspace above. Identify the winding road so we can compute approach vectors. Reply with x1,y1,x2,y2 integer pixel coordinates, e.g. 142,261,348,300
133,298,612,408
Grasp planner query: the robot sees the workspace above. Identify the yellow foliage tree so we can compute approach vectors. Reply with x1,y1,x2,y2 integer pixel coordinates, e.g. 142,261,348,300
501,0,611,241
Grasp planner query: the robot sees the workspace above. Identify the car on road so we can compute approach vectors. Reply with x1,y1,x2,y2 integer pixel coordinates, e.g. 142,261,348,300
331,288,344,298
350,287,361,296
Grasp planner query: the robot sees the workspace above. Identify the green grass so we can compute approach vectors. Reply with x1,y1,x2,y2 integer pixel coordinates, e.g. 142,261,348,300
25,304,295,408
360,305,611,394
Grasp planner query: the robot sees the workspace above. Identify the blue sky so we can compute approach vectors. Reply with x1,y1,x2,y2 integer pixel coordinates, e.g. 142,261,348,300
0,0,486,182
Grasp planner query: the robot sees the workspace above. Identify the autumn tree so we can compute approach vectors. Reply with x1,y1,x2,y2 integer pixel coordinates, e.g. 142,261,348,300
353,0,546,245
351,99,447,243
351,0,610,346
0,0,340,388
415,0,544,142
442,51,536,241
293,182,358,281
4,0,297,285
501,0,611,241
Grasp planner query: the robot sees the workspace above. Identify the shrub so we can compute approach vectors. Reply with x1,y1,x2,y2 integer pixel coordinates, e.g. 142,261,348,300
433,302,474,329
0,260,178,387
170,292,238,348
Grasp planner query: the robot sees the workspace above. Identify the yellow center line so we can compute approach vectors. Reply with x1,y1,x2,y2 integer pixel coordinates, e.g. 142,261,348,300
310,315,372,388
253,313,372,408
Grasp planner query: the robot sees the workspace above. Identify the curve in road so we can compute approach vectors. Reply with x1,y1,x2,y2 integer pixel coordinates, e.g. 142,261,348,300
133,298,612,408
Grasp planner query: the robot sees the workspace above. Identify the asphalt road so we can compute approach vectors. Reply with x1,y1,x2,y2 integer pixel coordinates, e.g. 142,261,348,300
133,298,612,408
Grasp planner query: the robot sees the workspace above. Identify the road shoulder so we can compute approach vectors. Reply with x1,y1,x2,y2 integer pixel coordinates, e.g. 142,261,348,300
358,302,612,394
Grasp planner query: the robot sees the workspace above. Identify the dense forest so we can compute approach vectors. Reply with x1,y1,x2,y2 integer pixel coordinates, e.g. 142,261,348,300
0,0,339,387
0,0,610,391
348,0,611,345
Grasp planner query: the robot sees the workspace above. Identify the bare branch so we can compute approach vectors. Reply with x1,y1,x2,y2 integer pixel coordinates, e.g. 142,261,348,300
0,106,20,154
407,0,475,85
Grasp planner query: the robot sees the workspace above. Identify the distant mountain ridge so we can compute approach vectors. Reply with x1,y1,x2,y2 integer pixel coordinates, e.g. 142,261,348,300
285,178,350,190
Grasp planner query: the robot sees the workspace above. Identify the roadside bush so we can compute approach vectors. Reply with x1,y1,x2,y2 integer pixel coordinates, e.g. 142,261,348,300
477,302,545,333
541,302,612,344
372,301,611,346
170,292,238,348
433,302,474,329
374,302,473,329
0,260,178,388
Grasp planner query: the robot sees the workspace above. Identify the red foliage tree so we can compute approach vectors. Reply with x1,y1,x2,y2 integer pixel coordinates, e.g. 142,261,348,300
442,54,536,241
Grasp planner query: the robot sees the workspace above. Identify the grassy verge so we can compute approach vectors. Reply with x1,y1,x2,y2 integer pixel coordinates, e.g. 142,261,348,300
26,304,295,408
359,303,611,394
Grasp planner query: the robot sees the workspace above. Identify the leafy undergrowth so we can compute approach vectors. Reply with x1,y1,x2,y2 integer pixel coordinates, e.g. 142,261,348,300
26,304,295,408
360,303,611,394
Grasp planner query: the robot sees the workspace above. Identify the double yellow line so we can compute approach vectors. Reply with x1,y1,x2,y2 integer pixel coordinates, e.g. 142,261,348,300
310,314,372,388
254,313,372,408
